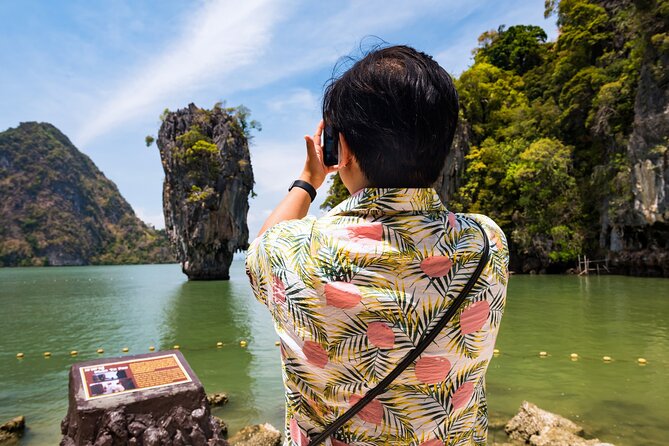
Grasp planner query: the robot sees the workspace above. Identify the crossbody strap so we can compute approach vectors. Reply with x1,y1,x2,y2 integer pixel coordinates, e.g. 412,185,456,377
309,218,490,446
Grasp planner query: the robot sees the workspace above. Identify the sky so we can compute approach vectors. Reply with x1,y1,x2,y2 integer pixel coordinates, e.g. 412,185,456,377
0,0,557,236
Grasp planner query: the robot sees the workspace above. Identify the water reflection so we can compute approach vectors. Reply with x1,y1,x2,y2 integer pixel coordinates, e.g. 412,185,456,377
158,266,284,431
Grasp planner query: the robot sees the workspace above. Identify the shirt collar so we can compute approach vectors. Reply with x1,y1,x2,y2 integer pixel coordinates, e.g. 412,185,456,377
326,187,447,216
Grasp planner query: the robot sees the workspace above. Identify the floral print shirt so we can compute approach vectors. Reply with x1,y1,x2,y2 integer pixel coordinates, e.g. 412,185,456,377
245,188,509,446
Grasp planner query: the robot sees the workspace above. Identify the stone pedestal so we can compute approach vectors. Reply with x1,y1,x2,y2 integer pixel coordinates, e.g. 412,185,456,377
60,350,227,446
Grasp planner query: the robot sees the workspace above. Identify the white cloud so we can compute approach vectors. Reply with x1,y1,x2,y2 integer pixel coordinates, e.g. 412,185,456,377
75,0,282,145
74,0,472,147
433,36,478,77
266,88,319,114
134,206,166,230
251,141,307,193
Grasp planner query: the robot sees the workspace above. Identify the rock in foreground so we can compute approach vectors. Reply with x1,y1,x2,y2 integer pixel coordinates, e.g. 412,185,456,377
157,103,255,280
0,416,25,444
228,424,281,446
207,393,229,407
505,401,614,446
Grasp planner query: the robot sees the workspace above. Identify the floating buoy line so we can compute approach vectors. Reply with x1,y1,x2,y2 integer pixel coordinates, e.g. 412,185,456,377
10,344,651,367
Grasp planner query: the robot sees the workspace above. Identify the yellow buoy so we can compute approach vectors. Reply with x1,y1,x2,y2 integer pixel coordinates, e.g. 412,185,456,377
602,355,612,362
638,358,647,365
149,346,155,351
43,352,52,358
493,348,500,355
97,348,104,354
173,345,180,350
70,350,78,356
570,353,579,360
240,340,248,348
275,341,281,346
16,353,24,359
539,351,548,357
216,342,223,348
122,347,129,353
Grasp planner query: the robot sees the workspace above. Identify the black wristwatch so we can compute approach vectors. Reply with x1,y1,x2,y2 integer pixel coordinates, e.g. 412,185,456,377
289,180,317,202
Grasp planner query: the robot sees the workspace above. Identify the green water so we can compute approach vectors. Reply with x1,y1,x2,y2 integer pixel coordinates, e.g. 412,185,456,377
0,260,667,445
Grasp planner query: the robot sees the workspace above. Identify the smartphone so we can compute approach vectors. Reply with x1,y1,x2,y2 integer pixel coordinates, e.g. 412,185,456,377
322,125,339,166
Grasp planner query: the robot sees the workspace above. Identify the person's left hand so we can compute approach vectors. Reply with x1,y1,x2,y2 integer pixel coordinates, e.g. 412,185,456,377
300,120,338,189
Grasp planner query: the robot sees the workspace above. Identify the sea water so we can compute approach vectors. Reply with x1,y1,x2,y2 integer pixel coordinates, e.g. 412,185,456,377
1,259,667,445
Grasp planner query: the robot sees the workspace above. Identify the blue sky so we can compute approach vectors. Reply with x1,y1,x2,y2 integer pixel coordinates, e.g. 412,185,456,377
0,0,557,236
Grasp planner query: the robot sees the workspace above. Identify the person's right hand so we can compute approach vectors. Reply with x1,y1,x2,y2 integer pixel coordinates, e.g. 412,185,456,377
300,120,339,189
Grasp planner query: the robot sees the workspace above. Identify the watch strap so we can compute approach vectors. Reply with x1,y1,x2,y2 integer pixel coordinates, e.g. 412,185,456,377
289,180,317,202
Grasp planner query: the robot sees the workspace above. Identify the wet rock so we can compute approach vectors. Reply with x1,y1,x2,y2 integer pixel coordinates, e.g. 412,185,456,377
157,103,255,280
505,402,614,446
127,420,147,438
0,416,26,443
228,423,281,446
208,393,229,407
101,409,127,443
191,425,209,446
211,416,228,438
142,426,162,446
93,431,112,446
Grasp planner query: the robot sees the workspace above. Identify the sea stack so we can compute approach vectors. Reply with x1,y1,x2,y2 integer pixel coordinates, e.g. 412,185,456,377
157,103,255,280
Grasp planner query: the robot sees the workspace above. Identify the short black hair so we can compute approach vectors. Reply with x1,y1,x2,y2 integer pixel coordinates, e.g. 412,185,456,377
323,44,459,187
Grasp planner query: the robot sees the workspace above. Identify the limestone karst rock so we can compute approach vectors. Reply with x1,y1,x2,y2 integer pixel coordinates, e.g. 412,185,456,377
433,119,470,202
157,103,254,280
0,122,174,266
603,0,669,276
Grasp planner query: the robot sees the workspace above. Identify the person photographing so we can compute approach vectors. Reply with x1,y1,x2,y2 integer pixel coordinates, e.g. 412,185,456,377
246,44,509,446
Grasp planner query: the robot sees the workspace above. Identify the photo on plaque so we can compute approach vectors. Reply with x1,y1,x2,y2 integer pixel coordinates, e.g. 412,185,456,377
80,353,192,400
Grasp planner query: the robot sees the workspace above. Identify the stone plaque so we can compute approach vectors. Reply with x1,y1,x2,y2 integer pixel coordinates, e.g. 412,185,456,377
79,353,192,400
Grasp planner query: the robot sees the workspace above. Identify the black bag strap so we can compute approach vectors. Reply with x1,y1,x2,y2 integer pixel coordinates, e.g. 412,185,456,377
309,218,490,446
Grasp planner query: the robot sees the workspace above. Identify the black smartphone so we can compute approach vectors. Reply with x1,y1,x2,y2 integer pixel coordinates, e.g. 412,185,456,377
322,125,339,166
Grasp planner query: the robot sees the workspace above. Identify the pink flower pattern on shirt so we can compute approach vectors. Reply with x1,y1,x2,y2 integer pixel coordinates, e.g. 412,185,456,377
246,188,509,446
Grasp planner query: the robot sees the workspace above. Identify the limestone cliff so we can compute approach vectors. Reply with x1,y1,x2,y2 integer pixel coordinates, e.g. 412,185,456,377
433,119,470,202
157,103,254,280
606,1,669,276
0,122,174,266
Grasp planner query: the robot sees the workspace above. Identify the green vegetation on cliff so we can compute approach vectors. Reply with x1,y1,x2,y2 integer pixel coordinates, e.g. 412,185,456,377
323,0,669,272
0,122,174,266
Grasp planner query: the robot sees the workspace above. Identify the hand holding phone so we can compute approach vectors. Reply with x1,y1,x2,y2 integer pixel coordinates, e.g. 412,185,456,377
322,125,339,167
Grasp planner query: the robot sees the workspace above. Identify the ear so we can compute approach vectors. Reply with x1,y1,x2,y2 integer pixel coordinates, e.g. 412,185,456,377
338,132,353,167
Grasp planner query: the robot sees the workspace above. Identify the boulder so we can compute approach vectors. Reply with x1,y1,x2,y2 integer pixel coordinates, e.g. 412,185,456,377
208,393,229,407
0,416,25,444
505,401,614,446
228,423,281,446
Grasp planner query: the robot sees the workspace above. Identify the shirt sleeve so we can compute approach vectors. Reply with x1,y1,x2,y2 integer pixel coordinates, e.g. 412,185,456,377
244,216,316,307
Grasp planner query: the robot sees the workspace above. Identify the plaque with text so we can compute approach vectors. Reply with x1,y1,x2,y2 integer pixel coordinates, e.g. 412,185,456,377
79,353,192,400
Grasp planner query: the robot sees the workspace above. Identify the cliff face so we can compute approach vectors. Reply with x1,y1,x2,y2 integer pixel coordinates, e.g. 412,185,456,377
606,1,669,276
433,119,470,202
157,103,254,280
0,122,174,266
